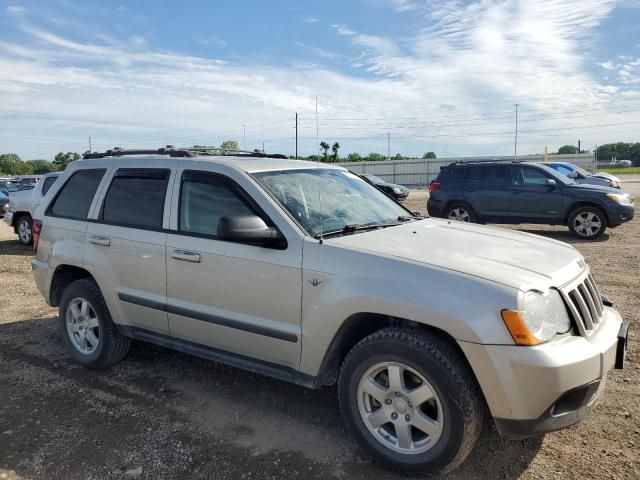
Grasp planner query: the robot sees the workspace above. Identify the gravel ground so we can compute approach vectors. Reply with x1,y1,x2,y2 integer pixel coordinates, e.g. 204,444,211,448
1,178,639,480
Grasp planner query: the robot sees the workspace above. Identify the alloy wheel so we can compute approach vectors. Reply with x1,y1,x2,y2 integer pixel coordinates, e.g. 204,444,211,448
573,212,602,238
66,297,100,354
357,362,443,454
447,208,470,222
18,220,32,243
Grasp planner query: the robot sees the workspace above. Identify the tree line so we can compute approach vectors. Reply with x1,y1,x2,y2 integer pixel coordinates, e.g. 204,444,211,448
557,143,640,165
0,152,80,175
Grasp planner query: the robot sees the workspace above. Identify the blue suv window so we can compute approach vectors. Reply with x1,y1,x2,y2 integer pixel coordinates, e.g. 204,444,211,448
512,166,549,186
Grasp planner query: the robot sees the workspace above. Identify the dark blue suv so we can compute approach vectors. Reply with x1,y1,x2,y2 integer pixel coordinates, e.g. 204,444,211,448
427,161,635,240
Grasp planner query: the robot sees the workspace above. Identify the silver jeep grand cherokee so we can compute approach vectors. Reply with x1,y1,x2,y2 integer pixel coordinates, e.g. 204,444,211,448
31,148,628,475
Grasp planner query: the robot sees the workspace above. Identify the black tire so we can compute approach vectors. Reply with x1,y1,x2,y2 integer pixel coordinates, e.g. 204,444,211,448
59,278,131,369
444,202,477,223
338,328,485,475
568,206,607,240
17,215,33,246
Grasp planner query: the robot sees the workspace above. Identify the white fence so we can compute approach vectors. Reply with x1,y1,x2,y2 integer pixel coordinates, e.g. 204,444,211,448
339,153,595,186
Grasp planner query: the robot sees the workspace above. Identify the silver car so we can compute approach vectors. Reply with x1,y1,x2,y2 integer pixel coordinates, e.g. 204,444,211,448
32,148,628,475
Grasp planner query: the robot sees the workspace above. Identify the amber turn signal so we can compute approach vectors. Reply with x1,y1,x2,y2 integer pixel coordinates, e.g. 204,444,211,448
501,309,542,346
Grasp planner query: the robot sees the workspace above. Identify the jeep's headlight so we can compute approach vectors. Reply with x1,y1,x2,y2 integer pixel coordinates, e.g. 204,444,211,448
501,290,571,345
606,193,633,207
7,201,15,212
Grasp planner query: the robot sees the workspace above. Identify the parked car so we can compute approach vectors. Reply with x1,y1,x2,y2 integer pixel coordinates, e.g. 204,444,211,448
0,191,9,218
4,172,61,245
599,159,632,168
0,180,20,196
14,175,43,185
544,162,621,189
427,161,634,240
31,148,627,475
360,174,409,201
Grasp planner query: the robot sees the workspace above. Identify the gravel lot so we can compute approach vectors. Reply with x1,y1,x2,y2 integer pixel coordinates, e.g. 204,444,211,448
1,178,638,480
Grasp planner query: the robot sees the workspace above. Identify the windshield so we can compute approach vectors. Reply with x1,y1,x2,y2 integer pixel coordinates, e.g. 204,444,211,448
363,174,386,184
573,165,591,177
0,181,18,192
254,168,412,237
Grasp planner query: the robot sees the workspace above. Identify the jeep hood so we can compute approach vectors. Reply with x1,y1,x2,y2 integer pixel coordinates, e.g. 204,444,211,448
327,219,585,291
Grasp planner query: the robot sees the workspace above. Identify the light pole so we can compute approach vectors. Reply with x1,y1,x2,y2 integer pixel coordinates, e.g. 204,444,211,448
242,124,246,149
514,104,519,160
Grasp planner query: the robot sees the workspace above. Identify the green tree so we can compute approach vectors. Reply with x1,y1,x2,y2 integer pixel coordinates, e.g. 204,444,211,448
0,153,23,175
25,159,55,174
319,141,330,161
393,153,404,160
346,152,362,162
558,145,578,154
220,140,239,151
366,152,386,162
53,152,80,171
331,142,340,162
596,142,640,166
422,152,437,159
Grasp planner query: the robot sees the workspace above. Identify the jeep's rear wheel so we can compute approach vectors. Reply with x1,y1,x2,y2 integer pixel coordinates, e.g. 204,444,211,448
568,206,607,240
338,328,485,474
59,278,131,369
17,215,33,246
445,203,476,223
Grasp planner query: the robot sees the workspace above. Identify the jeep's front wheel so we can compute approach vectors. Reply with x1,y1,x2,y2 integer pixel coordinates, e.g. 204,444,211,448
338,328,485,475
59,279,131,369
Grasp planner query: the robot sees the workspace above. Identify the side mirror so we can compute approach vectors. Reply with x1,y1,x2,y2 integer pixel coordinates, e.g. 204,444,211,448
217,215,284,247
545,179,557,189
568,171,578,179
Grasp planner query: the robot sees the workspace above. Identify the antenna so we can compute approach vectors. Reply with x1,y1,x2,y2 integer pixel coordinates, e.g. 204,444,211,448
315,95,323,244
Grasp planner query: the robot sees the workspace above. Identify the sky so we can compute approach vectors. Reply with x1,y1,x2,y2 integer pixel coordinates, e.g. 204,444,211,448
0,0,639,160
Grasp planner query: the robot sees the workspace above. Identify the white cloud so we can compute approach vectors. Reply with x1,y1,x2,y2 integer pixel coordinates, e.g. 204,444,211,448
331,24,356,36
303,15,319,24
293,41,340,60
194,36,227,47
391,0,418,12
5,5,25,14
599,61,617,70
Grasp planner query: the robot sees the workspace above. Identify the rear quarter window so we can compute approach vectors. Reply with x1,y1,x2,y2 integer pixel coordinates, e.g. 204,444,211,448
47,169,106,220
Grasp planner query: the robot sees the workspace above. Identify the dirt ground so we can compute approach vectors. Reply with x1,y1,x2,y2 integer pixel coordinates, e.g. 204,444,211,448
1,178,639,480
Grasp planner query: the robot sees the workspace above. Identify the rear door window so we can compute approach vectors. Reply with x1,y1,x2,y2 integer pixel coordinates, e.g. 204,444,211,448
42,176,58,196
514,167,550,186
100,169,170,230
47,169,106,220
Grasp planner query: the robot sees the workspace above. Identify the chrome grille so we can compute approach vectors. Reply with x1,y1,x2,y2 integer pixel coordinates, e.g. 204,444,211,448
562,274,604,336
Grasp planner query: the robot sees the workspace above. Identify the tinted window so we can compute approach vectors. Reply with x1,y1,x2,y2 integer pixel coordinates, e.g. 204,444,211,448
48,169,105,220
512,166,549,186
42,176,58,195
179,172,255,237
447,167,467,182
101,169,169,229
467,166,489,182
486,166,509,185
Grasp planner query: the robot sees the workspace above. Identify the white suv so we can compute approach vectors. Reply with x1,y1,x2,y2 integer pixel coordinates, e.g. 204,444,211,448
32,148,628,475
4,172,61,245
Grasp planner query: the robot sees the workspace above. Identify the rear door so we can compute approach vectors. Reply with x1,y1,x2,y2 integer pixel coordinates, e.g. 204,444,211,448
508,165,565,221
165,164,303,368
85,166,174,335
463,165,513,218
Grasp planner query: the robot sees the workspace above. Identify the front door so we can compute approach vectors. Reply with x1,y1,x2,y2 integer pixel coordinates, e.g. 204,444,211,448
508,165,565,221
165,168,303,368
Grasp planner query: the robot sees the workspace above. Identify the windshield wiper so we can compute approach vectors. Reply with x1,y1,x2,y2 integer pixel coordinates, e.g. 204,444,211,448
315,222,401,239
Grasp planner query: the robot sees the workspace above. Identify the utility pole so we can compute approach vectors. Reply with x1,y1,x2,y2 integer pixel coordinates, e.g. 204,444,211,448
514,103,519,160
242,124,246,149
88,136,92,152
577,140,581,153
295,113,298,159
387,132,390,161
262,141,265,153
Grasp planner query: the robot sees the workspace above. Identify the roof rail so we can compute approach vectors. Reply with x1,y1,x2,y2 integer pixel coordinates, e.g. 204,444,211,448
447,159,524,166
83,145,288,160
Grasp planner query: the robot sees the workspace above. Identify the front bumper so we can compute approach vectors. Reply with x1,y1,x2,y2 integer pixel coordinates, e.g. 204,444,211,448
3,210,13,226
458,305,626,437
607,204,634,227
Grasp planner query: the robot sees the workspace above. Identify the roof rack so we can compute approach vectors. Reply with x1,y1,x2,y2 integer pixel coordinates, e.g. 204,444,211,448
447,159,524,166
83,145,289,160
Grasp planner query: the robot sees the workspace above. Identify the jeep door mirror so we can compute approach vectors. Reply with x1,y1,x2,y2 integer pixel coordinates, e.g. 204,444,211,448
567,171,578,179
545,179,557,189
217,215,285,247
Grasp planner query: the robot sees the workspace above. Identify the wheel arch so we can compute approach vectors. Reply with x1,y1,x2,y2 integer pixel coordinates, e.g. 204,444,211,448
316,313,472,387
564,201,609,226
49,264,96,307
443,200,477,220
12,210,31,230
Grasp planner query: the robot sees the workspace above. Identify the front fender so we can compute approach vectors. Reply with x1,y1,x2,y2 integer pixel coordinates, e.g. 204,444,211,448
299,240,517,376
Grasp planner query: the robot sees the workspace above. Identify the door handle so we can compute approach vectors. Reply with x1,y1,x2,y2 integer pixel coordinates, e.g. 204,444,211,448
89,235,111,247
172,249,201,263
